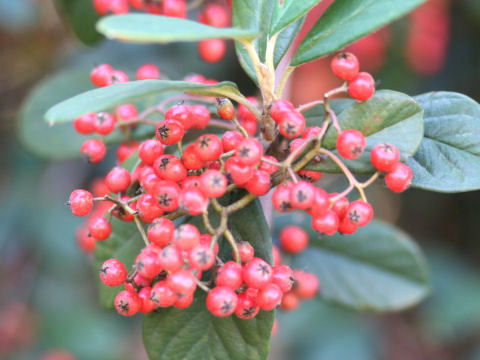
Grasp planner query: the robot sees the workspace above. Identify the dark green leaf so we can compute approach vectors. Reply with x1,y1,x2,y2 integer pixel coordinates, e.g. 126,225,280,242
270,0,322,35
275,215,430,311
45,80,247,124
407,92,480,192
97,14,259,43
305,90,424,173
292,0,427,66
94,218,145,310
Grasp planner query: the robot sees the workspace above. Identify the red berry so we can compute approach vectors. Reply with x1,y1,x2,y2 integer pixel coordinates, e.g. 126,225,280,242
199,234,219,255
290,181,316,209
235,291,259,319
348,72,375,101
293,271,319,299
167,269,197,295
115,290,141,316
174,293,194,309
259,155,279,174
298,168,323,183
329,193,349,218
200,170,227,198
81,139,106,163
189,245,215,270
181,175,202,190
217,98,235,121
279,226,309,254
281,291,300,311
224,156,253,186
108,70,129,85
88,217,112,241
116,141,138,163
93,112,116,135
138,287,157,313
312,210,339,235
238,97,258,123
93,0,111,15
151,281,178,307
237,241,254,263
116,104,137,123
206,286,238,317
137,194,163,220
105,167,131,193
109,0,129,14
272,245,282,267
370,143,400,172
257,283,282,311
179,188,208,216
136,249,162,279
308,188,329,217
138,139,164,165
236,138,263,166
278,111,306,139
173,224,200,251
76,226,96,253
159,245,183,272
162,0,187,18
199,4,230,27
345,200,373,227
240,117,258,136
338,216,358,234
136,64,160,80
100,259,127,286
156,119,185,145
74,113,96,134
182,144,207,170
147,218,175,246
271,265,294,293
270,99,295,123
165,104,194,130
153,155,187,183
90,64,113,87
336,129,366,160
193,134,223,161
244,169,270,196
199,39,226,63
385,162,412,192
243,257,272,289
191,104,211,129
153,180,181,212
302,126,322,139
330,52,360,81
272,182,293,213
69,189,93,216
216,261,243,290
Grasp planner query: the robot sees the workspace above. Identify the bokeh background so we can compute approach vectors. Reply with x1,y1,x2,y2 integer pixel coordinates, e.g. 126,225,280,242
2,0,480,359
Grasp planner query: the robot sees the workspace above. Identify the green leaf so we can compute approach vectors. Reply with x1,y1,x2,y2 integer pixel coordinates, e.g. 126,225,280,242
94,218,145,310
97,14,259,43
305,90,424,173
233,1,305,83
143,193,274,360
45,80,247,125
275,215,430,311
407,92,480,192
270,0,322,35
292,0,427,66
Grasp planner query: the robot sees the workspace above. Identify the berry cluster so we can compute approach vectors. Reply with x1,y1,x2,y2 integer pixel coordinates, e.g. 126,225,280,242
93,0,231,63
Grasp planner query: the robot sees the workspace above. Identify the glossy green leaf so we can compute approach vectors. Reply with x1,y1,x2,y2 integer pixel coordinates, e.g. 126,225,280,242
292,0,427,66
97,14,259,43
407,92,480,192
45,80,247,125
143,193,274,360
270,0,322,35
305,90,424,173
275,215,430,311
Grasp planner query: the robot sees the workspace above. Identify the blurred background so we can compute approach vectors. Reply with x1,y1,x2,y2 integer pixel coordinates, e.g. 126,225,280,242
2,0,480,359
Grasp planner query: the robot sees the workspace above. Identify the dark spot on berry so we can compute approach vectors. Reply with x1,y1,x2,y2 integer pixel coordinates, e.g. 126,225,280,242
242,307,256,317
100,265,109,275
159,157,170,171
279,201,292,212
257,263,271,276
285,123,297,135
380,143,394,153
348,210,361,223
295,190,308,203
118,300,130,313
238,146,250,158
220,300,233,314
157,124,170,139
352,146,363,155
199,137,211,148
158,193,172,207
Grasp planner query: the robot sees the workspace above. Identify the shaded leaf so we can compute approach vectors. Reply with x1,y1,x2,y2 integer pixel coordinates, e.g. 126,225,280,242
270,0,322,35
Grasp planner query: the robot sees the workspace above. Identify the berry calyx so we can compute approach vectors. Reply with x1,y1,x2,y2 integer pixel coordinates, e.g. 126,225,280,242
345,200,373,227
80,139,106,164
370,143,400,172
206,286,238,317
115,290,141,316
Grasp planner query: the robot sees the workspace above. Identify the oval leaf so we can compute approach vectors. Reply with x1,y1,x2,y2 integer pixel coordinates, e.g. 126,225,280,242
292,0,427,66
305,90,424,173
407,92,480,192
275,215,430,312
97,14,259,43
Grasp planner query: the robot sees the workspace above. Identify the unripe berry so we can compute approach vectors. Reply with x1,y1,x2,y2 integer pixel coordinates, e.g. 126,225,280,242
217,98,235,121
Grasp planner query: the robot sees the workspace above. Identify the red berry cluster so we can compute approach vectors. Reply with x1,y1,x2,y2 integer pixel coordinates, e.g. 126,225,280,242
93,0,231,63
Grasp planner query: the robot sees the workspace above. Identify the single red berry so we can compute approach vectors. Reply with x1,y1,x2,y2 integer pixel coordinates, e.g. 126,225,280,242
191,104,211,129
136,249,162,279
189,245,215,270
93,112,116,135
308,188,329,217
153,154,187,183
76,226,96,253
370,143,400,172
137,194,163,220
105,167,131,193
289,180,316,209
271,265,294,293
216,261,243,290
173,224,200,251
240,117,258,136
272,182,293,213
259,155,279,174
199,4,230,27
165,104,194,130
116,104,138,123
153,180,181,212
200,170,227,198
90,64,113,87
217,98,236,121
235,291,259,319
138,139,164,165
243,257,272,289
330,52,360,81
237,241,254,263
142,173,161,194
115,290,141,316
279,226,309,254
293,271,319,299
138,287,157,314
278,111,306,139
237,97,258,123
88,217,112,241
74,113,96,134
162,0,187,18
224,156,253,186
302,126,323,139
147,218,175,246
199,39,226,63
150,281,178,307
93,0,111,15
329,193,349,218
107,70,129,85
167,269,197,295
272,245,282,267
116,140,138,163
136,64,160,80
312,210,339,235
270,99,295,123
207,286,238,317
159,245,183,272
193,134,223,161
281,291,300,311
69,189,93,216
181,175,202,190
244,169,270,196
257,283,282,311
345,200,373,227
338,216,358,234
236,138,263,166
174,293,194,309
182,144,207,170
81,139,106,163
156,119,185,145
179,188,208,215
385,162,412,192
100,259,127,286
348,72,375,101
336,129,366,160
